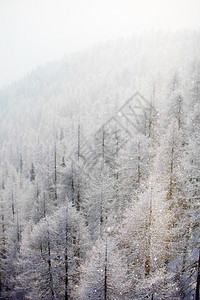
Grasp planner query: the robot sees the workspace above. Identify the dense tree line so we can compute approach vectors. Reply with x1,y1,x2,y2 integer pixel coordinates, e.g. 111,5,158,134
0,31,200,299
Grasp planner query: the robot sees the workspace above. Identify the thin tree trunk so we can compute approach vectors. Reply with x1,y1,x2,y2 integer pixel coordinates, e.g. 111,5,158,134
145,187,152,277
54,143,57,201
78,122,80,161
104,238,108,300
71,162,75,206
47,230,56,299
178,95,182,130
165,145,174,272
0,203,3,295
0,272,2,298
77,122,81,211
65,206,69,300
43,192,46,218
65,248,68,300
100,127,105,237
11,191,15,219
100,187,103,237
16,207,20,243
1,210,5,248
195,248,200,300
137,141,141,185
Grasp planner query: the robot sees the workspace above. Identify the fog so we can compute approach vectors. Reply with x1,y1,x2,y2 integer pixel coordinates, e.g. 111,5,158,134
0,0,200,88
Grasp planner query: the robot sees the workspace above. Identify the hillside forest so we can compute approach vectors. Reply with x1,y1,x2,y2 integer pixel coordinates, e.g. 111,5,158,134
0,30,200,299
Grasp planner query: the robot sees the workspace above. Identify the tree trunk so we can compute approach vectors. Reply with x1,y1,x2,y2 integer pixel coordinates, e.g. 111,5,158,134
65,213,69,300
43,192,46,218
104,238,108,300
165,145,174,273
54,143,57,201
137,141,141,185
0,272,2,298
71,162,75,206
178,95,182,130
100,128,105,237
195,248,200,300
77,122,81,211
11,191,15,219
145,188,152,277
47,230,56,299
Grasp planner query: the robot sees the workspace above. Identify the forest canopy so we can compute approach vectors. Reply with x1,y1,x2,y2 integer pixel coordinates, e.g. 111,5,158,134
0,30,200,299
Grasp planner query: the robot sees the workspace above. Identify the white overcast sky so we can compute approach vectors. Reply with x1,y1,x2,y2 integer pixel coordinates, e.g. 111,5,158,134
0,0,200,88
